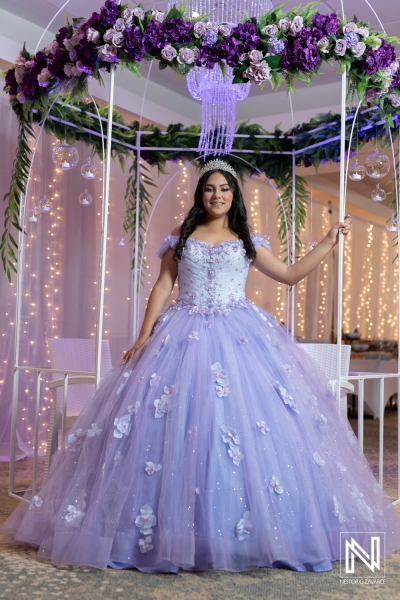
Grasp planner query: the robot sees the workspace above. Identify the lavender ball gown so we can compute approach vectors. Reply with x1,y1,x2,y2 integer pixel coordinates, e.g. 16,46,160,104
2,233,400,572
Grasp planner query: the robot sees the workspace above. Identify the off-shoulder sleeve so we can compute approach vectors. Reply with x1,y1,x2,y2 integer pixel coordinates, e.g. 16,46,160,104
156,234,180,258
251,234,272,252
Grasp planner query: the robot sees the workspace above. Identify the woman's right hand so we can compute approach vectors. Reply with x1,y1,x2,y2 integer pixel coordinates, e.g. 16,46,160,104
122,333,150,364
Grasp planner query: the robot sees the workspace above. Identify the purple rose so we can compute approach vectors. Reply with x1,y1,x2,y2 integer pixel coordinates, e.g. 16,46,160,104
124,26,145,61
194,21,207,38
334,39,347,56
248,49,263,65
87,28,100,43
290,16,303,35
343,32,359,49
177,47,196,64
114,18,126,33
262,24,278,37
98,43,118,63
161,44,177,61
203,29,218,46
103,28,116,43
218,24,231,37
152,10,166,23
243,62,271,84
352,42,366,58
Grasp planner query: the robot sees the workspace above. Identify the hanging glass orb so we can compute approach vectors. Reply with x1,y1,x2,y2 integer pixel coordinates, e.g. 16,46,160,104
81,157,99,179
348,159,366,181
371,184,387,203
78,189,93,206
52,139,79,170
39,195,52,212
386,214,398,232
307,238,317,252
117,234,126,247
364,147,390,179
27,204,41,222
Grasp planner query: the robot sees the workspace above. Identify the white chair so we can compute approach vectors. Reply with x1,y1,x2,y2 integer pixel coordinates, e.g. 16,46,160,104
298,343,354,422
44,338,113,473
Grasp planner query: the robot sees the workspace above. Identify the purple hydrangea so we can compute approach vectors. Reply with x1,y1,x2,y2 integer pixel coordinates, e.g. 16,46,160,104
218,36,242,67
344,31,359,49
269,36,286,55
88,0,119,29
196,45,221,70
124,25,145,61
282,27,323,72
160,18,194,46
47,48,70,80
361,39,397,75
4,68,18,96
391,70,400,91
311,12,339,36
56,26,70,50
203,29,218,46
73,39,98,74
231,21,261,52
142,21,163,52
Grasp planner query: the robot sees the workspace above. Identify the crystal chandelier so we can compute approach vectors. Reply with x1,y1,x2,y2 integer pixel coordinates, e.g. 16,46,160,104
184,0,274,157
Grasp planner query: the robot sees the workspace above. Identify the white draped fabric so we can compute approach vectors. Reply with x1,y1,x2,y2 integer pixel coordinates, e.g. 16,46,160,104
0,93,398,461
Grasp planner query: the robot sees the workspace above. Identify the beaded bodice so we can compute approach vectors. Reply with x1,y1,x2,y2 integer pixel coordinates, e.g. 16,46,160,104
157,234,271,315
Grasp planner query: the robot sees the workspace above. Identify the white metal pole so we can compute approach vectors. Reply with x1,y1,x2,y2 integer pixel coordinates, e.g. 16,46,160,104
9,191,27,494
95,66,115,387
133,132,141,340
291,151,296,338
336,70,347,411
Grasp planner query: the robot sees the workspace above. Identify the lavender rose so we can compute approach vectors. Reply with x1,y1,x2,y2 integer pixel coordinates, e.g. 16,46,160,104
122,8,133,24
64,63,80,76
343,22,358,34
389,93,400,107
16,91,26,103
134,8,145,20
248,49,263,65
177,47,196,64
357,26,369,39
14,52,26,67
98,43,118,63
15,66,27,84
243,62,271,84
352,42,366,58
278,17,291,33
76,61,92,74
114,18,126,33
372,37,382,51
262,24,278,37
239,53,248,62
218,24,231,37
37,67,52,87
194,21,207,38
290,16,303,35
334,39,347,56
87,28,100,43
317,37,329,53
112,32,125,48
44,40,59,54
152,10,166,23
161,44,177,61
103,29,115,43
206,22,219,32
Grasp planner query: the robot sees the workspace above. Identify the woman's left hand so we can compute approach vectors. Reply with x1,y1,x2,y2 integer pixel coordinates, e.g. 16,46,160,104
326,213,352,248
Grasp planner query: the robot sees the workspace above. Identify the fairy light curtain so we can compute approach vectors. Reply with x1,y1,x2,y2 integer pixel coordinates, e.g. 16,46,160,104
0,92,398,461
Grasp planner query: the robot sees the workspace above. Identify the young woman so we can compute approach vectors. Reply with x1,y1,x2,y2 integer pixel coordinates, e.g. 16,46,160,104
2,160,400,573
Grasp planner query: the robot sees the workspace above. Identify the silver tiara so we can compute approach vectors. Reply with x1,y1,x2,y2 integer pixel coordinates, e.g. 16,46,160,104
199,159,237,179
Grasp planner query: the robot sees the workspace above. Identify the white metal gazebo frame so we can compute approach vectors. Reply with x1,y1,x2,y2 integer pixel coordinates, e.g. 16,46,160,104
7,0,400,508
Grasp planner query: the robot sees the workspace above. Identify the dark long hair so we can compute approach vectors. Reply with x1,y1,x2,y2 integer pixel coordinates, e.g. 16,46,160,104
173,169,256,262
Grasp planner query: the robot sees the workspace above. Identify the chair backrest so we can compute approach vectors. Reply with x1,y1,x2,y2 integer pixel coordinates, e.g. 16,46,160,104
48,339,113,416
299,343,351,381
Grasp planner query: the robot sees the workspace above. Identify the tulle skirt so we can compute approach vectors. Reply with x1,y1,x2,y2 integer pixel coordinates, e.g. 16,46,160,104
2,302,400,572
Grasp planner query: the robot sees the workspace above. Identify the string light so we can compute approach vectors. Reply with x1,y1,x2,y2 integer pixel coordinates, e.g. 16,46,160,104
356,223,374,338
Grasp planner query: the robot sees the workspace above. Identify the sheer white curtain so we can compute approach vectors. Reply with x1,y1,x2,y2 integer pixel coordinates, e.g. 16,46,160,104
0,94,398,461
